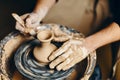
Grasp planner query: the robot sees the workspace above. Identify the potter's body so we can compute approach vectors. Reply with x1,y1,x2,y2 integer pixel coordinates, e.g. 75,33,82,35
24,0,119,79
37,0,115,79
14,0,119,80
42,0,110,35
0,0,120,80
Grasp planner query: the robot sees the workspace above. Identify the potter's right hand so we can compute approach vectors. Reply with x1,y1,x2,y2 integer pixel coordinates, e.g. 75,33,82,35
49,38,90,71
51,26,83,42
36,24,82,42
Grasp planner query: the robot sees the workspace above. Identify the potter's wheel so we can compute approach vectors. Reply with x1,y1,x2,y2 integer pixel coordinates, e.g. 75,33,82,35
0,24,96,80
14,39,74,80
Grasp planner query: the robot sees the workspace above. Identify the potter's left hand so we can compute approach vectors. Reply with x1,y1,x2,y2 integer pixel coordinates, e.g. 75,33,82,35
49,38,89,71
37,25,81,42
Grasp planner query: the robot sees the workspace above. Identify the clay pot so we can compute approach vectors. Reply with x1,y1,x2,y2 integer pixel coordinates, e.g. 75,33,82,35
33,30,57,64
0,24,97,80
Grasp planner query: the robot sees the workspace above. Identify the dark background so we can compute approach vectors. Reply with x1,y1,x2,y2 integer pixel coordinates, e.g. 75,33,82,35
0,0,119,40
0,0,36,39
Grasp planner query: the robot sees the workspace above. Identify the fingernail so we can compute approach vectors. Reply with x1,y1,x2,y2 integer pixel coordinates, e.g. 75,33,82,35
56,66,61,71
49,56,54,61
49,64,55,69
62,68,65,71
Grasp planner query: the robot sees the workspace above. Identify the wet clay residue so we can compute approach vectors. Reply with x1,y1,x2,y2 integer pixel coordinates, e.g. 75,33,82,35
0,32,33,80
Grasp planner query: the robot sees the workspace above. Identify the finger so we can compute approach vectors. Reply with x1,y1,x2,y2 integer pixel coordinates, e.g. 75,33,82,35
49,41,71,61
49,48,73,69
62,62,74,71
52,26,68,36
12,13,25,28
62,52,78,71
20,13,29,19
62,54,86,71
25,17,33,28
56,55,74,71
53,36,70,42
60,48,73,59
51,25,72,42
16,22,25,32
49,55,66,69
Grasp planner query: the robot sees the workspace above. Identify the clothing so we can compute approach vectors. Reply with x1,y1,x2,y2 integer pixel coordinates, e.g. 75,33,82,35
43,0,112,79
43,0,120,79
0,0,119,80
43,0,110,36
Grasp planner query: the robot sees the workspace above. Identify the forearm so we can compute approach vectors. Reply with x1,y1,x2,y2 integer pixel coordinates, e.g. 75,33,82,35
84,22,120,53
33,0,56,14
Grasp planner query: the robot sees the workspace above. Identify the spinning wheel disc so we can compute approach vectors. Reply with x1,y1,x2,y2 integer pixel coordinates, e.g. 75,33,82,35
0,24,97,80
14,39,74,80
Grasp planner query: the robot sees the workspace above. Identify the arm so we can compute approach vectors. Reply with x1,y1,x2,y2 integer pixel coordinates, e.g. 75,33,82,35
15,0,56,34
49,22,120,71
84,22,120,53
33,0,56,19
34,0,56,13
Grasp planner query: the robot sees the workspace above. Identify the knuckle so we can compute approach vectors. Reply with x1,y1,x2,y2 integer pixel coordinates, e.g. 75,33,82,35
53,60,58,64
58,55,66,60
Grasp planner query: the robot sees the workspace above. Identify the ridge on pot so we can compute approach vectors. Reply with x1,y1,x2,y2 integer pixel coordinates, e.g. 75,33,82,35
33,30,57,64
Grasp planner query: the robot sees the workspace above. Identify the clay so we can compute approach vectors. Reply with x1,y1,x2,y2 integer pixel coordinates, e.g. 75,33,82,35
12,13,25,28
33,30,57,64
12,13,36,35
0,32,33,80
0,23,97,80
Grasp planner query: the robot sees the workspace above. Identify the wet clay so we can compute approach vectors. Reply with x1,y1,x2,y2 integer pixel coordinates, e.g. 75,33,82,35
0,24,97,80
33,30,57,64
0,32,33,80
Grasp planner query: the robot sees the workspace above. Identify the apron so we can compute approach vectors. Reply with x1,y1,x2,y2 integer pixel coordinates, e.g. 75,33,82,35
0,0,116,80
43,0,110,36
43,0,113,79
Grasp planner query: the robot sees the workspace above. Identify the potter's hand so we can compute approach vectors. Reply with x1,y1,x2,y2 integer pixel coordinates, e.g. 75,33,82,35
36,24,81,42
25,12,44,28
51,26,73,42
49,38,89,71
15,12,45,35
15,13,30,33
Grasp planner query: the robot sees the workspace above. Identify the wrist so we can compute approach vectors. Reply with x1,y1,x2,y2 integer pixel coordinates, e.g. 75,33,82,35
83,37,98,54
84,22,120,53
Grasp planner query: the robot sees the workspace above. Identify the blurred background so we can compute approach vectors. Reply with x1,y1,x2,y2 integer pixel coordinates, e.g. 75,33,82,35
0,0,36,40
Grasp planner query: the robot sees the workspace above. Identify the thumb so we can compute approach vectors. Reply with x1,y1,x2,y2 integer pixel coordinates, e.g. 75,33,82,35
53,36,70,42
